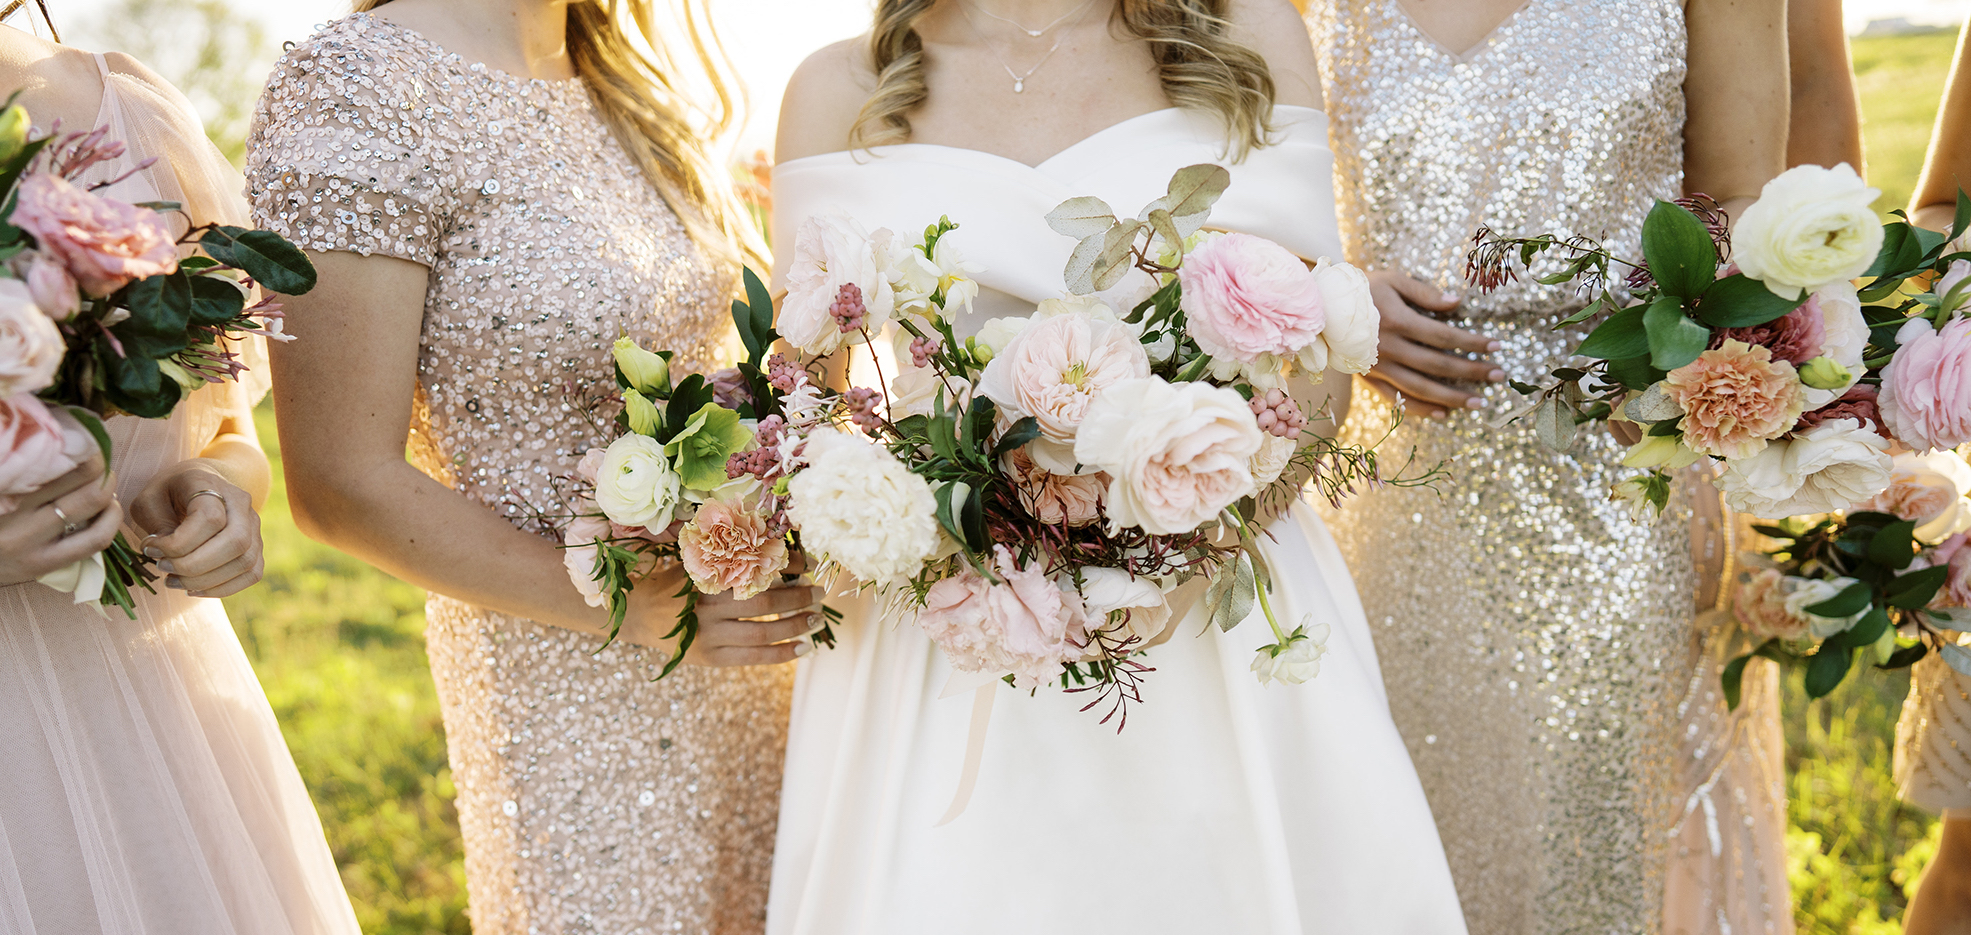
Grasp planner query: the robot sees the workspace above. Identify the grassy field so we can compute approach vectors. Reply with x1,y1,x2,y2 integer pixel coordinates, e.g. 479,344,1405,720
220,28,1964,935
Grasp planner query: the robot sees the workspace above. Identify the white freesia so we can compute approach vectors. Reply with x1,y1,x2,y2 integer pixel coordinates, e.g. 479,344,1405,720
594,434,683,529
1609,477,1657,523
1717,417,1892,518
889,234,984,321
1621,433,1704,470
787,429,940,586
1073,377,1264,535
1249,433,1298,488
37,551,106,605
1075,566,1171,643
1251,618,1331,685
1781,575,1867,639
1803,281,1869,408
1303,258,1380,374
780,212,898,356
1733,163,1884,299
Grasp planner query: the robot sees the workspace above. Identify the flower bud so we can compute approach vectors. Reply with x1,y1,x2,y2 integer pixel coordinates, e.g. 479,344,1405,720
1798,355,1853,390
0,106,30,162
1621,433,1703,470
612,337,669,395
967,336,994,365
623,387,662,437
1608,477,1659,523
157,358,205,395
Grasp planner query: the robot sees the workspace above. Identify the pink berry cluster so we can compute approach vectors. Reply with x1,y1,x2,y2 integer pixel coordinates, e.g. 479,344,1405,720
844,386,884,431
830,282,867,333
725,447,778,481
767,353,802,392
1249,388,1306,439
908,333,942,368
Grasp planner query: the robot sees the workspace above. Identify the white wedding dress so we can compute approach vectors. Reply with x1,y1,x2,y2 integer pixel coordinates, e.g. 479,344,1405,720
766,106,1467,935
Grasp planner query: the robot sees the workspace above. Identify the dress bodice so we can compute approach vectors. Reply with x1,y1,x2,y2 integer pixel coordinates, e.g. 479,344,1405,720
246,14,734,534
770,106,1342,323
1310,0,1686,321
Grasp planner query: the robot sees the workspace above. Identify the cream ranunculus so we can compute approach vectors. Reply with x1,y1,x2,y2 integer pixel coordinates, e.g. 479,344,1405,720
1733,163,1884,299
0,279,62,397
1073,377,1264,535
1251,618,1331,685
977,312,1151,474
1304,258,1379,374
593,434,683,530
786,429,940,587
1717,417,1892,518
780,212,898,356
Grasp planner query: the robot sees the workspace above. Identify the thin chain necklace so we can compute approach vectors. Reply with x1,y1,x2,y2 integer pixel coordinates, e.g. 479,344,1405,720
955,0,1096,93
961,0,1094,38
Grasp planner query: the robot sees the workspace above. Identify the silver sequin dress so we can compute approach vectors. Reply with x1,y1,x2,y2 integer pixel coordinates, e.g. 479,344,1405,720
1309,2,1791,933
245,15,791,934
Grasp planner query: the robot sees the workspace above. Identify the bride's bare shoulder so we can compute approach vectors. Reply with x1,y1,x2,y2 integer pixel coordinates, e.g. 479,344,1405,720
776,36,879,163
1226,0,1324,110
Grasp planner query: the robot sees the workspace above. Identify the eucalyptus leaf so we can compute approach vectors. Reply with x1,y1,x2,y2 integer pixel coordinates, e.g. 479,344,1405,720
1146,207,1183,260
1203,554,1257,633
1942,643,1971,679
1160,164,1231,237
1063,220,1141,294
1045,196,1119,240
1930,608,1969,633
1530,394,1579,452
1623,382,1683,422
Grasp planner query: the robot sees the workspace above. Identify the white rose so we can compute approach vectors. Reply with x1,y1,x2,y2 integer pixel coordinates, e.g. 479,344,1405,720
594,434,682,529
973,316,1031,356
1781,575,1866,639
1718,417,1892,518
1803,281,1868,408
1251,618,1331,685
780,212,898,356
1073,377,1264,535
1733,163,1885,299
1249,433,1298,489
1306,258,1380,374
787,429,940,586
0,279,62,397
1074,566,1171,644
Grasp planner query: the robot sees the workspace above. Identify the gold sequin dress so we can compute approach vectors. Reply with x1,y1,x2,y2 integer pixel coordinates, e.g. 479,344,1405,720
1308,2,1791,933
245,15,791,934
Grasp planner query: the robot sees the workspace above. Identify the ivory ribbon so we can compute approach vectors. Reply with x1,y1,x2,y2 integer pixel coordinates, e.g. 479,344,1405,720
935,677,1000,826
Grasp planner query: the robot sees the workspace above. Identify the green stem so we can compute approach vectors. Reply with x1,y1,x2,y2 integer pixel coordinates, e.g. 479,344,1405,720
1254,576,1288,645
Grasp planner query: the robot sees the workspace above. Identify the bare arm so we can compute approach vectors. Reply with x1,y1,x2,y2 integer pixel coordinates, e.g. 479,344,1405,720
273,251,818,664
1685,0,1790,216
1906,816,1971,935
1912,20,1971,232
1785,0,1863,170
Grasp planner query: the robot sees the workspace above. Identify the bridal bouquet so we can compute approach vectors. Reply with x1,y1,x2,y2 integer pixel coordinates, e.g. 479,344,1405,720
756,164,1425,721
0,98,310,614
1725,448,1971,701
1470,163,1971,522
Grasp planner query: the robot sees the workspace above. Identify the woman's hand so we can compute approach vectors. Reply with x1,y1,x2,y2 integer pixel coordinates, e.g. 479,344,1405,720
619,576,825,667
127,462,264,599
1361,269,1504,418
0,454,122,586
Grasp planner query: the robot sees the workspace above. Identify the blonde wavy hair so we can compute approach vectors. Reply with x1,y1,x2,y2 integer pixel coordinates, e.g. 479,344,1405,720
355,0,766,273
852,0,1276,156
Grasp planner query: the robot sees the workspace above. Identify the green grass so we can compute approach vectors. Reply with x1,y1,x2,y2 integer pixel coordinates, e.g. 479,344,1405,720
1853,29,1963,222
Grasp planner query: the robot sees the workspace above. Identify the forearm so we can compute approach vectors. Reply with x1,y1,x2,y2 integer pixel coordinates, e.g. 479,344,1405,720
1786,0,1864,170
1683,0,1789,205
1913,24,1971,223
183,435,273,509
1907,816,1971,935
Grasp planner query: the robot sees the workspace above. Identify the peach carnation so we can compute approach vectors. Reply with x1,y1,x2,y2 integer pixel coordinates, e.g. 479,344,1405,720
678,499,789,600
1003,446,1105,526
1661,340,1806,459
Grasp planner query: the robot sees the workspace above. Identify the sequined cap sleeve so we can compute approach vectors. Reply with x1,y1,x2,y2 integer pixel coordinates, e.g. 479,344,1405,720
244,25,454,265
1897,648,1971,812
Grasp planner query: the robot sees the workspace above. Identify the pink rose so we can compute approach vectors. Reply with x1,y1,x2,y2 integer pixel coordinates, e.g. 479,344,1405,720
1855,451,1971,542
12,174,177,297
562,513,614,608
1930,534,1971,608
0,394,93,513
678,499,789,600
976,311,1149,474
1716,298,1826,364
0,280,63,396
914,545,1089,687
1073,377,1264,535
1880,316,1971,453
1003,446,1105,526
1178,232,1326,362
21,252,79,320
1661,340,1806,459
1733,568,1810,641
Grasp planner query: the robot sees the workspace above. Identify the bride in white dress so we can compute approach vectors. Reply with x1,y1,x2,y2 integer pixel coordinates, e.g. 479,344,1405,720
765,2,1464,932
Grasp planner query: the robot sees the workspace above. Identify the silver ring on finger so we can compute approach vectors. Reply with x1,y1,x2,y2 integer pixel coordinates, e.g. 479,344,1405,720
51,503,81,537
187,489,225,509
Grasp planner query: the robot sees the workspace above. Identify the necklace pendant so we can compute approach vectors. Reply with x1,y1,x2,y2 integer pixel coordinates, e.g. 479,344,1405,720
1025,28,1042,36
1013,78,1024,93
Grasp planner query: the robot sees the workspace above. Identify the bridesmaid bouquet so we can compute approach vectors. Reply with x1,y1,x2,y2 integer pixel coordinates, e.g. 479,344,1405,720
0,98,311,614
753,165,1427,721
1471,163,1971,523
1728,448,1971,701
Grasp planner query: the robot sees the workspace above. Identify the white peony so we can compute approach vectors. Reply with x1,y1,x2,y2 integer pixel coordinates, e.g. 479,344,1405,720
1780,575,1867,639
1251,618,1331,685
780,212,898,356
787,429,940,586
1733,163,1884,299
1717,417,1892,518
0,279,62,397
594,434,682,529
1074,566,1172,644
1303,258,1380,374
1802,281,1869,408
1073,377,1264,535
1249,432,1298,489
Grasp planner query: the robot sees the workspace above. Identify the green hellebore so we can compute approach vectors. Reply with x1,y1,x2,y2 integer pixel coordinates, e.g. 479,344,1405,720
663,402,753,491
612,336,670,396
623,387,662,436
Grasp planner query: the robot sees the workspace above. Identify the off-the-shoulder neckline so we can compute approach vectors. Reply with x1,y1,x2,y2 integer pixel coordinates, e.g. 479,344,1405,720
343,13,587,90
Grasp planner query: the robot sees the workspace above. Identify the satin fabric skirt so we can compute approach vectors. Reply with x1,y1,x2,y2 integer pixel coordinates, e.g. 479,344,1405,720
767,504,1467,935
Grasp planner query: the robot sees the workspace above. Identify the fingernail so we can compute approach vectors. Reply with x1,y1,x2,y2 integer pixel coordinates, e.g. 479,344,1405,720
803,614,826,636
793,639,814,657
1488,369,1507,382
1486,340,1503,352
158,560,175,574
1431,410,1448,419
165,576,183,589
144,547,163,560
1464,397,1486,409
1440,291,1458,303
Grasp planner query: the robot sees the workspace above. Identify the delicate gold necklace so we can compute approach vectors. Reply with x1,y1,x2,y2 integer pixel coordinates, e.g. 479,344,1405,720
955,0,1097,93
961,0,1095,38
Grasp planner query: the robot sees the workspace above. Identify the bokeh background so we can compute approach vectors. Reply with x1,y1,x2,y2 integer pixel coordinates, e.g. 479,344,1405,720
21,0,1971,931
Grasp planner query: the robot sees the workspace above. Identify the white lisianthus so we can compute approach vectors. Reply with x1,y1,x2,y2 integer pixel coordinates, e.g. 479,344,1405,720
594,434,683,529
1075,566,1172,644
787,429,940,586
1251,619,1331,686
780,212,898,356
1249,433,1298,489
1304,258,1380,374
1781,575,1867,638
1803,281,1869,408
1717,417,1892,518
1073,377,1264,535
1733,164,1884,299
37,551,106,604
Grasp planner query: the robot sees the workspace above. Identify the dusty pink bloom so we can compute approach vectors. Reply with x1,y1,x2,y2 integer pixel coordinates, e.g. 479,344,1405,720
12,173,176,297
574,447,607,483
0,280,63,397
0,394,92,513
1734,568,1810,641
1003,446,1105,526
21,252,79,320
1794,384,1881,435
1879,316,1971,452
678,499,789,600
562,514,613,608
1661,340,1806,459
709,367,751,411
1716,298,1827,364
976,311,1150,474
1178,232,1326,362
914,545,1088,687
